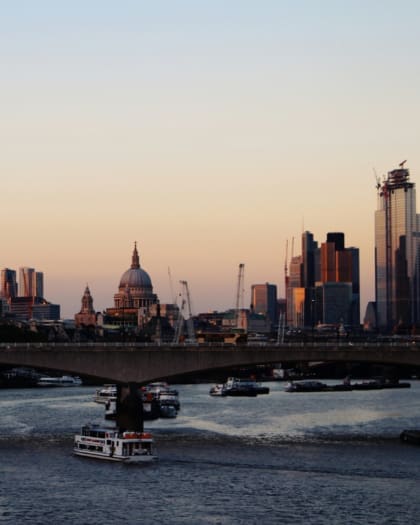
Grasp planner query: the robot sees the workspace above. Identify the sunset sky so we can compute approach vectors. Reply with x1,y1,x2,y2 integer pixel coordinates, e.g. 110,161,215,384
2,1,420,319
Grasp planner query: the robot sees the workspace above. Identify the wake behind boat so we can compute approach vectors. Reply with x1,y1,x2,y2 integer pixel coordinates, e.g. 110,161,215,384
73,424,157,463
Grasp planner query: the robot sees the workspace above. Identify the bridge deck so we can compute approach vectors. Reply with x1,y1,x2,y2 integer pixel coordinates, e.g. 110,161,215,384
1,342,420,383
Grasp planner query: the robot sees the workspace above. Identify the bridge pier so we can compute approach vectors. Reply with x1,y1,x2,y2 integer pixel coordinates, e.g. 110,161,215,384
115,383,144,433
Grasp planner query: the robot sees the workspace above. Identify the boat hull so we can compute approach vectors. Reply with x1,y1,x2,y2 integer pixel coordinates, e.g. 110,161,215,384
74,425,157,463
73,449,157,463
400,430,420,445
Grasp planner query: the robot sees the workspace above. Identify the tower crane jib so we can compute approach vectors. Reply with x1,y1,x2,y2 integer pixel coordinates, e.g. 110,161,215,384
235,263,245,330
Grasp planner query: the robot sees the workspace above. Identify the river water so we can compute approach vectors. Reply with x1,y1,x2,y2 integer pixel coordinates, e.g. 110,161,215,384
1,381,420,524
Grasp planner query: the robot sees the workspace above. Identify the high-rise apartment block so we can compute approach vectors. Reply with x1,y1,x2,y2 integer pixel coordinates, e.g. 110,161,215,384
286,231,360,328
375,163,420,330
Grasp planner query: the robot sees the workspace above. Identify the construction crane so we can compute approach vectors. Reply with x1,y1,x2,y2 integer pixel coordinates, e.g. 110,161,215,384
168,267,177,304
235,263,245,330
175,280,196,343
280,239,289,344
173,296,186,344
284,239,289,299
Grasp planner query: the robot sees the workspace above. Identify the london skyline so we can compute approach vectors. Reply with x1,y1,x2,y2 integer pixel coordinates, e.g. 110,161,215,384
2,2,420,319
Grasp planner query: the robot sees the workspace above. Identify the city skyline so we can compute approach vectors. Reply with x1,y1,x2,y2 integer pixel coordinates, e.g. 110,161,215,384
2,2,420,318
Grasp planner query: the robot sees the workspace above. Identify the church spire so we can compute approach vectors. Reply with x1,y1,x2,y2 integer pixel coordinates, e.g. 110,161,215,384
131,241,140,269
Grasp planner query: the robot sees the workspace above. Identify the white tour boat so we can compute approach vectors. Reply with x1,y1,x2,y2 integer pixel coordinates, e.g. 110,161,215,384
37,375,82,387
73,424,157,463
94,384,117,403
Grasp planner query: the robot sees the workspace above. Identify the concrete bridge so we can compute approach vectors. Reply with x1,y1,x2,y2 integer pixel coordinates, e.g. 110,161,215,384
1,342,420,384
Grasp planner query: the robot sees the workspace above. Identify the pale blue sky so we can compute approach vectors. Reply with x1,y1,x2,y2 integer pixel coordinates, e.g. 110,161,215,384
1,1,420,318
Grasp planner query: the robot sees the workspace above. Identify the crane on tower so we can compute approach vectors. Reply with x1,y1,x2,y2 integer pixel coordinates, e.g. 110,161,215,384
235,263,245,331
284,239,289,297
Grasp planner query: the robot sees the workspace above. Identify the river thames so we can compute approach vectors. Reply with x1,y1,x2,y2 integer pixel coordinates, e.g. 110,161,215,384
1,380,420,524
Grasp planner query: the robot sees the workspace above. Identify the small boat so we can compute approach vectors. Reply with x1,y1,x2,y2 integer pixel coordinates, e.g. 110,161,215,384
37,375,82,387
284,380,328,393
0,367,40,388
142,382,181,411
400,429,420,445
209,384,226,396
223,377,268,397
104,397,162,422
73,424,157,463
210,377,270,397
94,384,117,403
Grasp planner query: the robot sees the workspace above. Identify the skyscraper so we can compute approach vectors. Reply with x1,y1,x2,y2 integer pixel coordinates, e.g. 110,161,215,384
0,268,17,299
375,163,420,330
18,267,43,298
286,231,360,328
251,283,277,325
19,267,34,297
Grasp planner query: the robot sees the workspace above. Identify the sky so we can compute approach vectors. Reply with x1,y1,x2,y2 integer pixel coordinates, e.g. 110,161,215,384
2,1,420,319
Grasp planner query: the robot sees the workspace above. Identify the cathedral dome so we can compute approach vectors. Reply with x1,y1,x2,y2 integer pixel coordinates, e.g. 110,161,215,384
118,243,153,289
119,267,152,288
107,242,158,318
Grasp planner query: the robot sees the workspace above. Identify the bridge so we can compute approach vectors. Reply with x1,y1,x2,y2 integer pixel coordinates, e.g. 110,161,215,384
1,342,420,384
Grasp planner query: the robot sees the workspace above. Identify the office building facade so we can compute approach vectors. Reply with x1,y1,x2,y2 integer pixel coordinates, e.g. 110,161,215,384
286,231,360,328
0,268,17,299
251,283,278,325
18,267,44,298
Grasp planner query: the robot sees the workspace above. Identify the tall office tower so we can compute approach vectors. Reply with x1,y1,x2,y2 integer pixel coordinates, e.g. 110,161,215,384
19,267,35,297
0,268,17,299
289,255,303,288
375,164,420,330
35,272,44,298
287,255,305,326
318,233,360,326
289,230,360,328
251,283,278,325
326,232,345,251
302,231,317,288
345,247,360,325
320,242,336,283
302,231,319,326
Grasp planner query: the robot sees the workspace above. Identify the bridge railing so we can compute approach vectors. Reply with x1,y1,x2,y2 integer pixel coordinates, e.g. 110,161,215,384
1,341,420,351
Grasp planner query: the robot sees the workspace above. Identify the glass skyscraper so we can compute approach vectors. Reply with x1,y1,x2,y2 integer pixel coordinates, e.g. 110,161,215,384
286,231,359,328
375,164,420,330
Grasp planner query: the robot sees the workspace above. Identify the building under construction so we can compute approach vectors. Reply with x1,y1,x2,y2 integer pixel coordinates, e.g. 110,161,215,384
375,162,420,331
